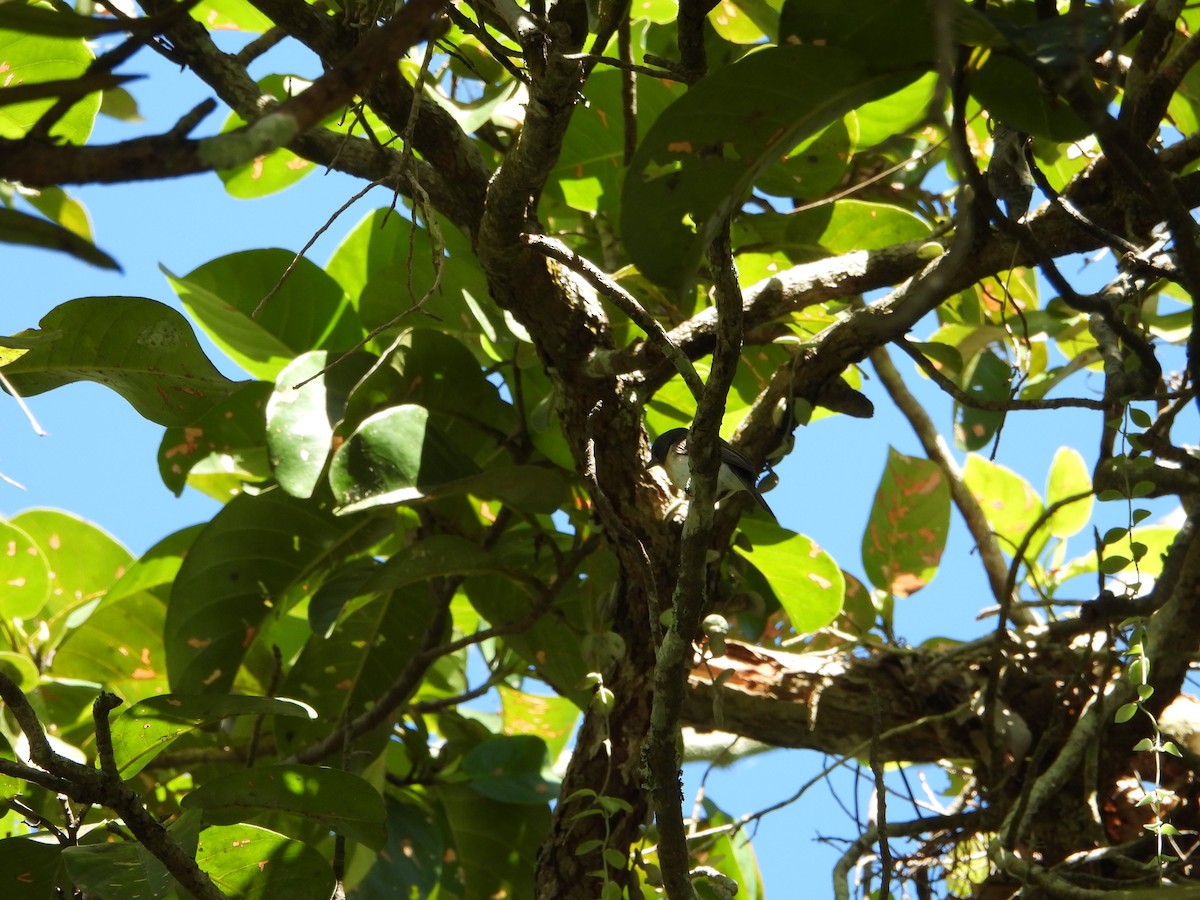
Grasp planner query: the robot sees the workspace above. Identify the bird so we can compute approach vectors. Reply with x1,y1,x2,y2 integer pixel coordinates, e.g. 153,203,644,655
649,427,776,521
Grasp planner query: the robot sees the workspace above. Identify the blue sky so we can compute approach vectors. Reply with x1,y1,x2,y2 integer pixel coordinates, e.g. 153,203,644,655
2,31,1194,899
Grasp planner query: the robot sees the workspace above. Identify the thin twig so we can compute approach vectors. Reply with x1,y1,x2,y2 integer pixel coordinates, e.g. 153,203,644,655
444,2,530,85
870,689,892,898
894,338,1106,411
561,52,684,81
253,177,386,317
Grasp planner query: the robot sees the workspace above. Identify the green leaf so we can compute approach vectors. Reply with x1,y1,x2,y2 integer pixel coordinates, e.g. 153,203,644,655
498,686,580,762
0,518,51,619
691,801,765,900
329,404,481,513
954,349,1013,452
1099,554,1131,574
738,199,929,258
433,782,548,899
1044,447,1092,539
737,521,844,631
109,694,316,778
855,71,939,146
62,839,174,900
462,735,560,806
51,589,169,704
266,351,377,499
165,490,367,693
10,508,131,643
107,525,203,604
707,0,777,44
960,5,1108,142
548,69,680,214
21,186,93,241
622,44,921,289
861,448,951,597
0,651,40,690
464,559,590,704
182,764,386,850
0,836,64,898
164,250,362,381
0,207,115,269
0,24,99,142
382,329,514,435
778,0,933,69
328,210,507,347
1057,526,1177,586
969,54,1090,142
365,535,504,594
158,381,272,497
1114,702,1139,724
351,797,444,896
755,116,857,201
195,824,335,900
963,455,1045,556
0,3,136,37
99,85,142,122
0,297,239,426
277,581,444,756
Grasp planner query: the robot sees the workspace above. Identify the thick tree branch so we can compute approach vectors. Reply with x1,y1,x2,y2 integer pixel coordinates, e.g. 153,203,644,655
0,675,226,900
646,227,745,899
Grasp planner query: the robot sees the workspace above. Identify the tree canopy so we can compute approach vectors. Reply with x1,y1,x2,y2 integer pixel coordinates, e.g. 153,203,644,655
2,0,1200,897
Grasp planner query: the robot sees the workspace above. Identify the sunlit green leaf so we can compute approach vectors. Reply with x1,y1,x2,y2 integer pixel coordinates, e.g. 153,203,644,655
196,823,335,900
963,454,1045,556
265,351,375,499
498,687,580,762
19,186,93,241
1044,447,1092,539
10,509,131,643
191,0,274,32
218,76,318,198
0,518,50,619
0,24,99,142
51,589,169,704
738,520,844,631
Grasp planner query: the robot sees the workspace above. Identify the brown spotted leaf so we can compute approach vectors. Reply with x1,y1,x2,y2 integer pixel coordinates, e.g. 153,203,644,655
861,447,950,598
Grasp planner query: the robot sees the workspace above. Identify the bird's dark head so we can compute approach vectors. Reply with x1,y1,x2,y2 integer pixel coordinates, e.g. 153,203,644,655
649,427,688,467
